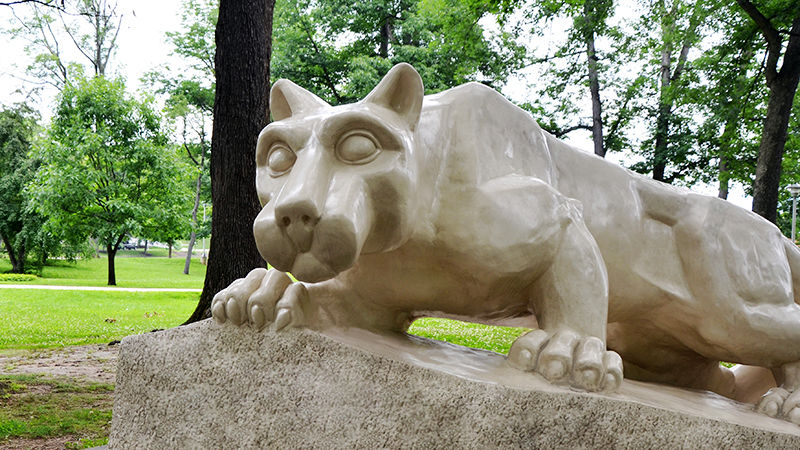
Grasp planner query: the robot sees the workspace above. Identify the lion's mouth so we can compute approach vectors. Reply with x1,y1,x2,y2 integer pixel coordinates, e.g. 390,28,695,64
290,252,338,283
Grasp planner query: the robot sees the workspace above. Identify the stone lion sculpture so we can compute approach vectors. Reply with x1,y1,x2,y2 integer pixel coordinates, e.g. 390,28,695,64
212,63,800,425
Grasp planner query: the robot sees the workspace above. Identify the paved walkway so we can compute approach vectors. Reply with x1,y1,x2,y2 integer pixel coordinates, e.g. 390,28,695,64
0,284,201,292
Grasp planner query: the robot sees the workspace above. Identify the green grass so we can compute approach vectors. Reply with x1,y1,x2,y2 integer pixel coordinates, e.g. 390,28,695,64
0,255,206,288
408,318,530,354
0,374,112,446
0,289,198,349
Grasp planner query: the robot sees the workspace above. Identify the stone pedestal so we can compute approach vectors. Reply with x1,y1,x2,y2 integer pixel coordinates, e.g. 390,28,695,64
110,320,800,448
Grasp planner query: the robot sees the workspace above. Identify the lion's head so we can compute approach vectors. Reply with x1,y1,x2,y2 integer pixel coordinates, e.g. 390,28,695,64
253,63,424,282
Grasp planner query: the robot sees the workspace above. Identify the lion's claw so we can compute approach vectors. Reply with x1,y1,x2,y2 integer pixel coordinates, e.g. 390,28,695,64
508,329,623,392
211,268,306,331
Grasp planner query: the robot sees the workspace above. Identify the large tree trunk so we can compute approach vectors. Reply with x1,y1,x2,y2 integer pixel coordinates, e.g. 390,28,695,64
735,3,800,223
584,2,605,158
185,0,274,324
751,69,800,222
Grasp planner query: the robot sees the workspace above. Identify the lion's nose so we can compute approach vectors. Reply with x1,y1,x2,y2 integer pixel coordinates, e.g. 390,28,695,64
275,200,320,253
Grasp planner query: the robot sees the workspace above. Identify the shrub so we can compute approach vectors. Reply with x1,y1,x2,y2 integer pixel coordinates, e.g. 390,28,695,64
0,273,37,282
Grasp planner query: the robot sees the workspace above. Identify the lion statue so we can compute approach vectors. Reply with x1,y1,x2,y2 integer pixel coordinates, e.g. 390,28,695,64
212,63,800,425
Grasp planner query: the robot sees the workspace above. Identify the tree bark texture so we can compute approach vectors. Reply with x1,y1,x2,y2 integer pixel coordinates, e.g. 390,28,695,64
750,17,800,223
583,1,605,158
185,0,274,324
751,74,800,222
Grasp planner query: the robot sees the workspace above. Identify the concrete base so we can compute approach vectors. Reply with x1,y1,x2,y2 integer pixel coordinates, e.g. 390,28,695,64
110,320,800,448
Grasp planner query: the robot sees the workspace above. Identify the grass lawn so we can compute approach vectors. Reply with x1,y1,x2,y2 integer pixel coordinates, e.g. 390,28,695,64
0,289,198,349
0,374,113,448
0,250,531,447
408,318,530,354
0,254,206,289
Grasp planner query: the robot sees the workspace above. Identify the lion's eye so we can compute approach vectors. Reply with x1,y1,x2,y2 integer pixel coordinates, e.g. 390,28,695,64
268,144,296,175
336,131,380,164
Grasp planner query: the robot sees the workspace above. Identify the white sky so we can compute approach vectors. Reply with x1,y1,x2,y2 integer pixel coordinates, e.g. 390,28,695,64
0,0,182,115
0,0,752,209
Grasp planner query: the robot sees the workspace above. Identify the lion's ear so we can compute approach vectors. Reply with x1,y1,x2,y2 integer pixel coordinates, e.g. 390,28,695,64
363,63,424,130
270,79,330,121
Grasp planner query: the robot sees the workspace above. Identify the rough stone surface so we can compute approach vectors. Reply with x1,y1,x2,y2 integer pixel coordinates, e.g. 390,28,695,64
110,320,800,449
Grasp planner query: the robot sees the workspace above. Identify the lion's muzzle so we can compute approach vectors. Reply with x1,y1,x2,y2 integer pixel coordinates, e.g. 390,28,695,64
253,177,373,283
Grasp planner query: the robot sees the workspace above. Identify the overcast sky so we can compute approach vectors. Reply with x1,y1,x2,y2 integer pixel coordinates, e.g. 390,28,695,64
0,0,182,114
0,1,752,209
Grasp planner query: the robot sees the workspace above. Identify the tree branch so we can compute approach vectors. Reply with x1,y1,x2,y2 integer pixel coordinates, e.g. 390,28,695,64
552,124,592,138
735,0,781,83
0,0,64,9
294,4,342,103
671,3,704,83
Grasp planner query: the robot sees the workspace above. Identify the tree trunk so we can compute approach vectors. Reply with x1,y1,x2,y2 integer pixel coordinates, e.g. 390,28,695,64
653,39,672,182
735,5,800,222
2,233,20,273
584,2,605,158
106,243,117,286
185,0,274,324
184,231,197,275
184,168,203,275
379,19,393,59
7,239,25,274
718,156,729,200
751,75,800,222
168,242,173,258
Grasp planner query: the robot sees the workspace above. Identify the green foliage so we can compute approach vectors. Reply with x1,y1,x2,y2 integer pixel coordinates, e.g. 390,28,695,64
165,0,218,77
0,289,198,349
0,274,37,282
0,374,112,443
0,103,41,273
272,0,526,105
407,318,530,354
143,0,216,255
28,75,190,284
497,0,635,155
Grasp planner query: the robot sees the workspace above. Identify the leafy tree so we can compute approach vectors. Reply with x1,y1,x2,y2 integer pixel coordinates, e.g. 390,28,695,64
271,0,525,104
495,0,626,158
29,75,185,285
6,0,121,91
144,0,216,275
184,0,275,322
0,103,40,273
690,9,765,199
735,0,800,223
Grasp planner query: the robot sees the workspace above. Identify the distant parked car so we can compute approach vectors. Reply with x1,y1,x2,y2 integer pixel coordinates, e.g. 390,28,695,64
121,243,137,250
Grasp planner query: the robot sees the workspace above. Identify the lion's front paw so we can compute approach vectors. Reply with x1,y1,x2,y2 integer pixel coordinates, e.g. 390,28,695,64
211,268,308,330
757,387,800,424
507,329,623,392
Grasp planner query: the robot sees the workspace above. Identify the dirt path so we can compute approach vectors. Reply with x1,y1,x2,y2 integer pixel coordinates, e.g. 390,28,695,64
1,345,117,449
0,344,118,383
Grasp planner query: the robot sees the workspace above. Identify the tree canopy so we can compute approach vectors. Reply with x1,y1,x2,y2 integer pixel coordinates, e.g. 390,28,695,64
28,75,189,284
271,0,526,104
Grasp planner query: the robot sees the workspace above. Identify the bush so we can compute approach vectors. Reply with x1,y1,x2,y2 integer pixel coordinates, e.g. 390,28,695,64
0,273,37,282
